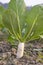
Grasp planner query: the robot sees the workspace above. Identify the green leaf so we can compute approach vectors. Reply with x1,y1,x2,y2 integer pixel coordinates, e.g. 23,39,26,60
3,9,21,41
8,0,26,39
0,6,4,14
8,0,26,17
0,6,5,28
24,5,43,42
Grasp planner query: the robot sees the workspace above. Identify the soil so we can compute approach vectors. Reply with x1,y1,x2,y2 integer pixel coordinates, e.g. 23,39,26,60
0,39,43,65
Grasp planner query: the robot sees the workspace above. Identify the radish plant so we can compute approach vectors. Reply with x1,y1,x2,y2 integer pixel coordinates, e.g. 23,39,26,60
0,0,43,58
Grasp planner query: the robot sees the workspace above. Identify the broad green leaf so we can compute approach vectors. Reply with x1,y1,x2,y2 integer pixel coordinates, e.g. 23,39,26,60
3,9,21,41
8,0,26,16
0,6,4,28
0,6,4,14
8,0,26,38
24,6,43,42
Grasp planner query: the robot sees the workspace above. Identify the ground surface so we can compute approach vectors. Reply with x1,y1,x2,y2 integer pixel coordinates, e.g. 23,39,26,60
0,39,43,65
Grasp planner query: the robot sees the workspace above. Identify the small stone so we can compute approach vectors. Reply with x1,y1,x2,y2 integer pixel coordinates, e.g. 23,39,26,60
12,48,16,55
7,52,11,57
26,63,29,65
2,53,8,60
3,61,7,65
27,61,30,63
21,62,26,65
13,59,19,65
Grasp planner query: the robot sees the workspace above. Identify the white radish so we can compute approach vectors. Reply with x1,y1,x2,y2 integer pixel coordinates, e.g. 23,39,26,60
16,42,24,58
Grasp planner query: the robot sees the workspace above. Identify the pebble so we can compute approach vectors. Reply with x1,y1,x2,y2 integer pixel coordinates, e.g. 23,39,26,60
11,48,16,55
2,53,8,60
